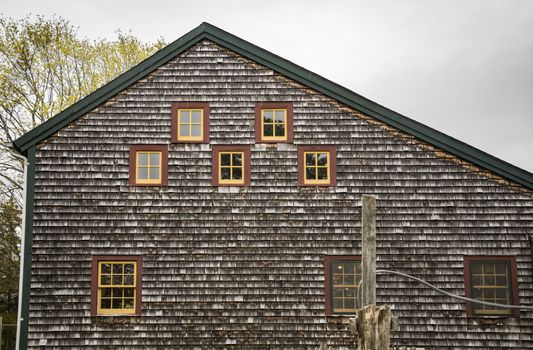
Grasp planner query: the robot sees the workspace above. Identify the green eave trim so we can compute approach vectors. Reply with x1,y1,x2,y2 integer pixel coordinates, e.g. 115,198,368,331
13,22,533,190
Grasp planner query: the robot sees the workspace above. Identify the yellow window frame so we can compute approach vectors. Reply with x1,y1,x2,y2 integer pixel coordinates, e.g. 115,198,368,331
97,261,137,315
135,151,162,185
218,151,245,185
261,108,287,141
331,261,361,314
177,109,204,141
471,262,512,315
303,151,330,185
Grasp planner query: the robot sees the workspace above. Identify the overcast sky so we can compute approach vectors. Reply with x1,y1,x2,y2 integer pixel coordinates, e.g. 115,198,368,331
3,0,532,172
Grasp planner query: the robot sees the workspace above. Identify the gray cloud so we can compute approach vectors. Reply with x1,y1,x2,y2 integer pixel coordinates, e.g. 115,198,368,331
3,0,532,171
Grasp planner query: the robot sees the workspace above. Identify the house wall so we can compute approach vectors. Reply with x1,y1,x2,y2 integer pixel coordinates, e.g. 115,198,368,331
28,40,533,349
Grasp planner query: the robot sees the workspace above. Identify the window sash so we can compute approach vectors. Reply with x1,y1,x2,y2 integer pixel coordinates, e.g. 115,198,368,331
303,151,330,184
470,261,513,315
135,151,162,184
330,260,361,314
97,261,137,315
177,109,204,141
218,151,245,184
261,108,287,141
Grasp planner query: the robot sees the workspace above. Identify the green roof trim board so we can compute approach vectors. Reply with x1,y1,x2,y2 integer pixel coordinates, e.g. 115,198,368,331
13,22,533,189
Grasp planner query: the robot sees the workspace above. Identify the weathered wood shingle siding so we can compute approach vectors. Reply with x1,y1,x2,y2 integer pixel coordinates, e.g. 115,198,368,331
28,41,533,349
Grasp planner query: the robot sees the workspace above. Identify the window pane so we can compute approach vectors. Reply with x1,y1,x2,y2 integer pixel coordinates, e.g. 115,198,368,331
317,167,328,180
191,110,202,123
495,264,507,274
344,263,354,274
345,275,355,285
191,124,202,137
306,167,316,180
100,275,111,285
124,298,135,309
149,153,160,166
101,288,112,297
220,167,231,180
101,263,111,274
333,263,344,273
137,167,148,180
149,168,160,180
112,299,123,309
333,288,343,297
124,288,134,298
306,153,316,166
124,264,135,274
345,298,355,309
221,153,231,166
113,264,123,274
180,110,190,123
263,124,273,137
100,298,111,309
124,275,134,286
232,153,243,166
317,153,328,166
333,298,343,309
179,124,190,137
275,110,285,123
263,110,273,123
274,124,285,137
137,153,148,166
233,167,243,180
112,275,123,285
112,288,123,297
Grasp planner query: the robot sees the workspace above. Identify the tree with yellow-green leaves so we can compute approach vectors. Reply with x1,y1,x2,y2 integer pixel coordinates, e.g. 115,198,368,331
0,15,165,204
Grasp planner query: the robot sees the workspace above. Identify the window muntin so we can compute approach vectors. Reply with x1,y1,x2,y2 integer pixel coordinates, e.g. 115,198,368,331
97,261,137,315
261,109,287,141
331,260,362,314
304,151,330,185
135,151,162,185
218,152,244,185
178,109,203,141
469,260,513,316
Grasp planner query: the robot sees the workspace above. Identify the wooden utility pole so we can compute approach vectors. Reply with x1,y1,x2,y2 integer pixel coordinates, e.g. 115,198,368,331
356,195,393,350
361,194,376,306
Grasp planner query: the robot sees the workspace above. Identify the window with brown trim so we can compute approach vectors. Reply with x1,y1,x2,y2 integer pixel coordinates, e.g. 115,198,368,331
129,145,168,186
91,256,142,316
212,145,251,186
255,102,293,143
464,256,519,317
324,256,361,315
171,102,210,143
297,146,336,186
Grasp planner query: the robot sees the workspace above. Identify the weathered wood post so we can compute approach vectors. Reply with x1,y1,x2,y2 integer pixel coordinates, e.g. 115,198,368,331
361,194,376,306
356,195,393,350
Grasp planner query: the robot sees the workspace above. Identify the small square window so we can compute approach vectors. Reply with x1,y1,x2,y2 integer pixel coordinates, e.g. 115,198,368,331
324,256,361,315
464,256,519,317
298,146,336,186
129,145,168,186
212,145,251,186
91,256,142,316
171,102,209,143
255,102,293,143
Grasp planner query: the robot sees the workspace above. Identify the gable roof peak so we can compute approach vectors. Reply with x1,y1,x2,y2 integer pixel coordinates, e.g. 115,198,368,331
12,23,533,190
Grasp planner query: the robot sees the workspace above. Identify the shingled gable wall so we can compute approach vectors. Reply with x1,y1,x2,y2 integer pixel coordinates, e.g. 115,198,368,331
28,40,533,349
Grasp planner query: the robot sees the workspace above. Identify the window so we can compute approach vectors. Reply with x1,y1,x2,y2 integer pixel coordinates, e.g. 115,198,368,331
464,256,519,317
91,256,142,316
212,145,251,186
171,102,210,143
255,102,293,143
297,146,336,186
129,145,168,186
324,256,361,315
